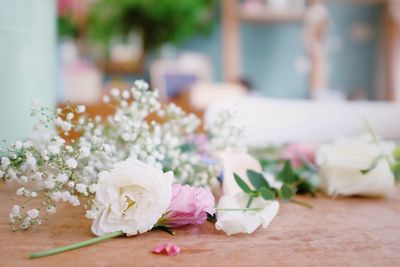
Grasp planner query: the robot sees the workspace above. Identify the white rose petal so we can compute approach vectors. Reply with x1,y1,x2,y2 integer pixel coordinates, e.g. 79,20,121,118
90,158,173,236
317,135,395,197
215,192,280,235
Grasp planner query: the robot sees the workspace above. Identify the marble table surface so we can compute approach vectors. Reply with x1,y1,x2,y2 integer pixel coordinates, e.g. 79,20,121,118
1,183,399,267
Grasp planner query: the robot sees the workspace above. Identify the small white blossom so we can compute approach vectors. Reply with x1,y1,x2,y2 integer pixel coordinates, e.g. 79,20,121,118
121,90,130,99
102,95,110,103
86,209,97,219
88,184,98,193
51,191,62,201
15,141,23,150
27,209,40,219
61,191,71,202
79,147,90,158
21,221,30,229
56,173,68,183
66,158,78,169
16,187,25,196
26,156,37,166
20,175,28,183
30,192,37,198
23,141,32,149
69,195,80,206
46,206,56,214
75,183,87,194
65,145,74,153
1,157,10,167
48,145,60,155
110,88,120,97
68,181,75,188
66,113,74,121
44,180,55,189
76,105,86,113
12,205,20,215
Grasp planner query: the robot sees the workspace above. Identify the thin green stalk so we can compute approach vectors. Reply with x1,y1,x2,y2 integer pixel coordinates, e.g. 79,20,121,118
245,196,254,209
216,208,263,212
290,199,313,209
29,231,124,259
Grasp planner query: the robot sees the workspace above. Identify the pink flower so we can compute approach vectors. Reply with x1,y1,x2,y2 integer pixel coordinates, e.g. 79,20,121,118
163,184,215,228
282,143,316,168
282,143,315,168
152,243,181,256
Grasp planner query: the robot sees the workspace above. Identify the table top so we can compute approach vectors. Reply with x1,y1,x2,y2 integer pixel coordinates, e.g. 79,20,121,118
1,182,399,267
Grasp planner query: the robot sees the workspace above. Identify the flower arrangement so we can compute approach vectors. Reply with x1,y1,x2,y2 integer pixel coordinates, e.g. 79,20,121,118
1,80,399,258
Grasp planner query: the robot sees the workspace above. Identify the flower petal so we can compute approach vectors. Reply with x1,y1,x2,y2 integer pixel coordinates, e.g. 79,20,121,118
152,243,181,256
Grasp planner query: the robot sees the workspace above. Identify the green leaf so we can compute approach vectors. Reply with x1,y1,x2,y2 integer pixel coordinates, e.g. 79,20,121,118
234,173,252,194
280,184,294,200
247,170,270,190
278,160,296,184
260,187,275,200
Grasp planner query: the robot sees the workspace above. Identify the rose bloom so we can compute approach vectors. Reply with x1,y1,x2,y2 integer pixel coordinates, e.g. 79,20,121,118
90,158,173,236
215,192,280,235
218,149,262,196
317,136,395,197
162,184,215,228
282,143,316,168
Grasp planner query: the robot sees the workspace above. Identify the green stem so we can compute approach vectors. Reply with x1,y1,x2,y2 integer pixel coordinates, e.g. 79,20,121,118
290,199,313,209
29,231,124,259
216,208,263,211
245,196,254,209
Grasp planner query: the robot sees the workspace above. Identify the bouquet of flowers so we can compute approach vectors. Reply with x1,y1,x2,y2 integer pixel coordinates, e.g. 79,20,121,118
1,80,398,258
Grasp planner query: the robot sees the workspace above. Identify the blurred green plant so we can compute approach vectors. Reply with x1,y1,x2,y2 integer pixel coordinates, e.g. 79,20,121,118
89,0,215,51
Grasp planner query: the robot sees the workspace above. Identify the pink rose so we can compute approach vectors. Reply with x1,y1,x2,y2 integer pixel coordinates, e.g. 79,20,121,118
162,184,215,228
282,143,316,168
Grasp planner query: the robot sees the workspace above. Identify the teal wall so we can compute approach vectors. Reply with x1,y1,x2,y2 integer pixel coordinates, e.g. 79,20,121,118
0,0,56,144
179,2,383,100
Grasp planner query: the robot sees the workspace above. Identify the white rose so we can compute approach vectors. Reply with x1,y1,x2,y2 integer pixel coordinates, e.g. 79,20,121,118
219,149,262,196
91,158,173,236
317,135,395,197
215,192,279,235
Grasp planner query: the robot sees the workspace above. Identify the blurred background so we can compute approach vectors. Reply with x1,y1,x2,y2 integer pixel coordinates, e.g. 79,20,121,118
1,0,400,144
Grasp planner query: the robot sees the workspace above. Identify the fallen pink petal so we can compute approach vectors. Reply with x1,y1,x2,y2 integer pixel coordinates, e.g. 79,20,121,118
152,243,181,256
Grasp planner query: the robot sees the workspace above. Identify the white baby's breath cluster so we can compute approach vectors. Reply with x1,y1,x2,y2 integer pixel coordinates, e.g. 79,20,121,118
0,80,229,231
206,110,246,151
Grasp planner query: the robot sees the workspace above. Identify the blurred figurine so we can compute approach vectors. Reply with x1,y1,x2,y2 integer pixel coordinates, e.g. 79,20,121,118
303,1,329,99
